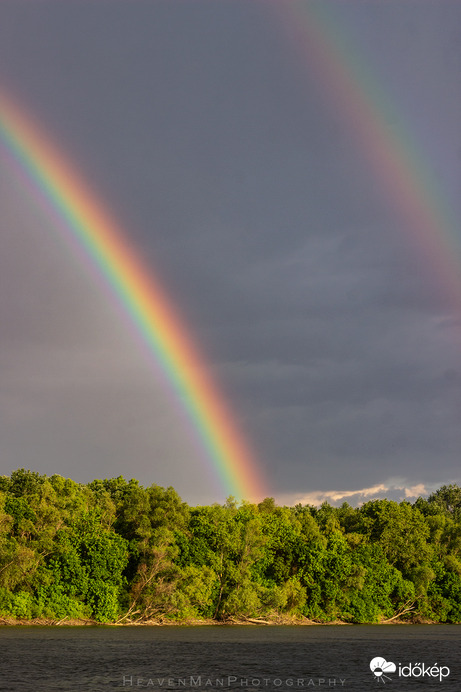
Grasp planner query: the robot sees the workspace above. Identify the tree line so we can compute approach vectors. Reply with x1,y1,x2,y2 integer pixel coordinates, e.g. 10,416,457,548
1,469,461,624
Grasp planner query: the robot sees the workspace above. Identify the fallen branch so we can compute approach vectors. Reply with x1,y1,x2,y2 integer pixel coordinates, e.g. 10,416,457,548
54,616,69,626
381,600,416,624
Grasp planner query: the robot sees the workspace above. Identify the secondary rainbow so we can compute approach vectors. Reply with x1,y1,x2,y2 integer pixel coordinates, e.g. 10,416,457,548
0,88,266,502
274,3,461,308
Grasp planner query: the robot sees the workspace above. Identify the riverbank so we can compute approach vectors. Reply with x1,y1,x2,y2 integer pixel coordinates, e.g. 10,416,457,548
0,615,320,626
0,614,440,626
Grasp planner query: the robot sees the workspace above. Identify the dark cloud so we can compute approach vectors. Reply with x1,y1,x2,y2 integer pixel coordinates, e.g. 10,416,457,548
1,1,461,502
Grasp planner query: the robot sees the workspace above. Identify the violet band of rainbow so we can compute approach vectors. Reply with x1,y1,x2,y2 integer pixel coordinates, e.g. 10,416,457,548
274,3,461,307
0,88,266,502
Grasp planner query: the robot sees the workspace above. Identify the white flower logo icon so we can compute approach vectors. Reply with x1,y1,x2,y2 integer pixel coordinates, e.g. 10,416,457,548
370,657,396,684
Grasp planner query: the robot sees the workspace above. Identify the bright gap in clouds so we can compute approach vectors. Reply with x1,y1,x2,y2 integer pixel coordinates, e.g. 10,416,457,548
276,481,439,508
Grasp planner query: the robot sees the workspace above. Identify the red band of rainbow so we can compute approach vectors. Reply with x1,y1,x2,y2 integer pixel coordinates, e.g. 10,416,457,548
0,88,266,502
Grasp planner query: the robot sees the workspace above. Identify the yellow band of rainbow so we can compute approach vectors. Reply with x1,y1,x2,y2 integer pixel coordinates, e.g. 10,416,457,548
0,88,266,502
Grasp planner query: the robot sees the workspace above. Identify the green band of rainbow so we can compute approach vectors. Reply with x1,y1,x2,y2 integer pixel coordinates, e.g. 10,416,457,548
3,6,456,503
0,88,266,502
276,3,461,307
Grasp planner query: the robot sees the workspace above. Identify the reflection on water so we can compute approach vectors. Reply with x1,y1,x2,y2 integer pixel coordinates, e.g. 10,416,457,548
0,625,460,691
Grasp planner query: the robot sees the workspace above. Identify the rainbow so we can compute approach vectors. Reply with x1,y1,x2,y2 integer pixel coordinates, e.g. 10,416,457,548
274,3,461,308
0,88,266,502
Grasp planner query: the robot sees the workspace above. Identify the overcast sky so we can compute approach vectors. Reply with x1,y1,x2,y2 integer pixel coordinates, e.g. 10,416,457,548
1,0,461,505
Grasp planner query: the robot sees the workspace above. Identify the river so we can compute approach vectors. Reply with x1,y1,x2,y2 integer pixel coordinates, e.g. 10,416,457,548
0,624,460,691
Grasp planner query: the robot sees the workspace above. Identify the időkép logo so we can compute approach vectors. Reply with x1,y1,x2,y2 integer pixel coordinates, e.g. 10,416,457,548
370,656,450,683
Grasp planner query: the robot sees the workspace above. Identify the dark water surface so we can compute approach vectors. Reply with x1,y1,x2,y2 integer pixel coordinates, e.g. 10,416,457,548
0,624,460,691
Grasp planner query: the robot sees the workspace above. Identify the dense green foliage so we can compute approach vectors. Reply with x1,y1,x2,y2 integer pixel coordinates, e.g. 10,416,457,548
1,469,461,623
